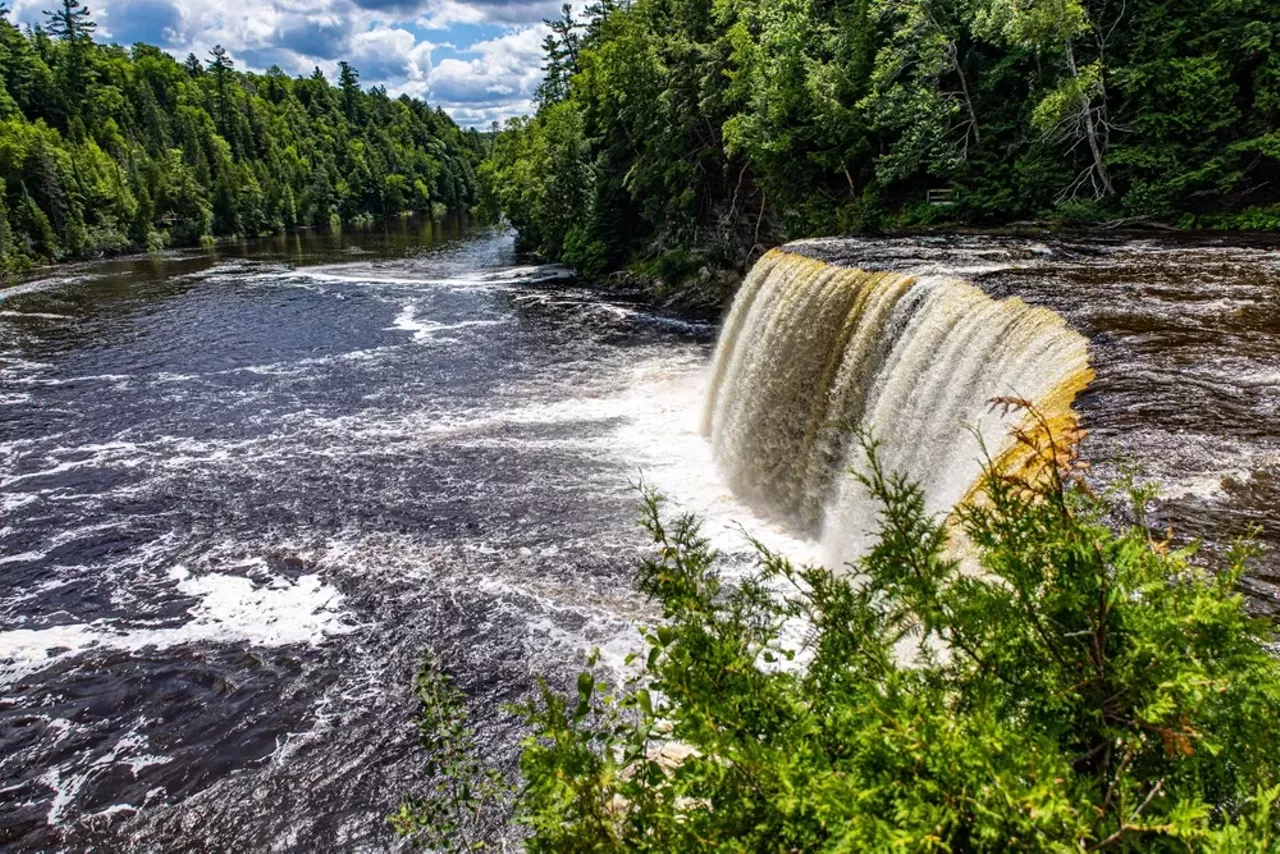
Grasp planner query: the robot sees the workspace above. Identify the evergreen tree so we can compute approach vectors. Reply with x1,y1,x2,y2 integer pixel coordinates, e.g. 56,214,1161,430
206,44,234,133
17,187,57,259
535,4,580,107
24,138,67,233
582,0,618,43
338,61,360,123
42,0,94,43
42,0,94,115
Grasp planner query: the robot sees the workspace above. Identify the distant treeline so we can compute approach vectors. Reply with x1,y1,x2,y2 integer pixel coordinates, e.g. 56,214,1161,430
0,0,485,271
481,0,1280,281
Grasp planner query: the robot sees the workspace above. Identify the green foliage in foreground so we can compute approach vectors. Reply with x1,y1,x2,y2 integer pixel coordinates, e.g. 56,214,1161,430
481,0,1280,283
396,424,1280,851
0,6,484,273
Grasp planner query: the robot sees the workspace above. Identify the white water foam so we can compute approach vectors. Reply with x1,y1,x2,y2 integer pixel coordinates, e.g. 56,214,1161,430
0,275,90,302
38,726,173,826
388,304,507,343
0,310,74,320
0,567,355,686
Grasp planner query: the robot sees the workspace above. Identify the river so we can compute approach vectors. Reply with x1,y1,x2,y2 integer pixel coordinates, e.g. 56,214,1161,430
1,218,1277,849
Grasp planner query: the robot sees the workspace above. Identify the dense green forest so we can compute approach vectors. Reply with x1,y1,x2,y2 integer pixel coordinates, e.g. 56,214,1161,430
482,0,1280,283
0,0,484,271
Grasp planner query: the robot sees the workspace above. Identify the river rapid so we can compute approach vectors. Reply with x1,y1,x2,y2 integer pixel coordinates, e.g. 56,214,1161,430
1,219,1277,849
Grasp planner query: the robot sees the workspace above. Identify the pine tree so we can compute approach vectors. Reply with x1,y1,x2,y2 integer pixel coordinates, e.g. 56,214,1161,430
535,4,580,107
0,6,17,117
43,0,94,42
43,0,94,116
183,52,201,76
129,177,154,247
25,139,67,234
17,188,57,259
338,61,360,123
582,0,617,43
206,44,234,133
549,3,579,68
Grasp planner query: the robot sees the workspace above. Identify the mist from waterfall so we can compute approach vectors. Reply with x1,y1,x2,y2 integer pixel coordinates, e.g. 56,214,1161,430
702,249,1094,566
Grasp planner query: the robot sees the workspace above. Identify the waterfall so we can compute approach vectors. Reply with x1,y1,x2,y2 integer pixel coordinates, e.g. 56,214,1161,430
702,248,1094,566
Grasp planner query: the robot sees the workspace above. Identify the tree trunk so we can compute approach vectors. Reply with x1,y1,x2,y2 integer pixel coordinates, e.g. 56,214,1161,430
1065,42,1112,198
948,45,981,146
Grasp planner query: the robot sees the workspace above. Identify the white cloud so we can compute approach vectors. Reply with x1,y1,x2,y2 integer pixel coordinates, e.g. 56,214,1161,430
348,26,435,82
425,25,545,118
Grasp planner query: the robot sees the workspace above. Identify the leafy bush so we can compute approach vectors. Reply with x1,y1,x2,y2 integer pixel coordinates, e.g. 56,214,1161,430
397,412,1280,851
391,654,511,851
1202,206,1280,232
563,225,610,281
1048,197,1112,224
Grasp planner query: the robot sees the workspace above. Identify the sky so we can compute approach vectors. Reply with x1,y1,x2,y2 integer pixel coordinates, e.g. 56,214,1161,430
8,0,572,126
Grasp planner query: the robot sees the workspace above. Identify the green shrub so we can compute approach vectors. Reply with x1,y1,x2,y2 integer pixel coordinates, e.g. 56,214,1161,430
391,654,511,851
563,225,610,280
1048,197,1111,224
398,413,1280,851
653,249,701,285
1202,206,1280,232
891,201,961,230
1121,181,1177,218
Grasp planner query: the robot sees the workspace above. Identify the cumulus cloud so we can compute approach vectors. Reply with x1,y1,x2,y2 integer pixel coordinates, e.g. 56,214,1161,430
349,26,434,82
95,0,184,46
272,14,352,60
427,26,544,103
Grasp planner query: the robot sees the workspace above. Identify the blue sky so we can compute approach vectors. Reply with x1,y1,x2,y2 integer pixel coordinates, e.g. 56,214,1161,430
9,0,570,125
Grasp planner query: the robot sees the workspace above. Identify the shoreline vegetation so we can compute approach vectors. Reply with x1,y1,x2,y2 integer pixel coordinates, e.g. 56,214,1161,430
0,1,485,278
480,0,1279,305
395,421,1280,851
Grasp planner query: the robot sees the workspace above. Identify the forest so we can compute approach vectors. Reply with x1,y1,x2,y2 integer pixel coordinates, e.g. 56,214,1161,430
0,0,484,272
481,0,1280,284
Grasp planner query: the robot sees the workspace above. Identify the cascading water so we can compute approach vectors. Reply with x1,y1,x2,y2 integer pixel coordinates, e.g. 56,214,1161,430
702,248,1095,565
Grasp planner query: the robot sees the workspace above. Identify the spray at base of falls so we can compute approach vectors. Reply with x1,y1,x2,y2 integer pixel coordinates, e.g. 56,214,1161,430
702,248,1094,567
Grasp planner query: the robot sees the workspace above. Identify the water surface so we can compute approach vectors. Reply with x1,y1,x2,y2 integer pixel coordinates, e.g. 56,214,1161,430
1,217,757,849
2,222,1277,849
